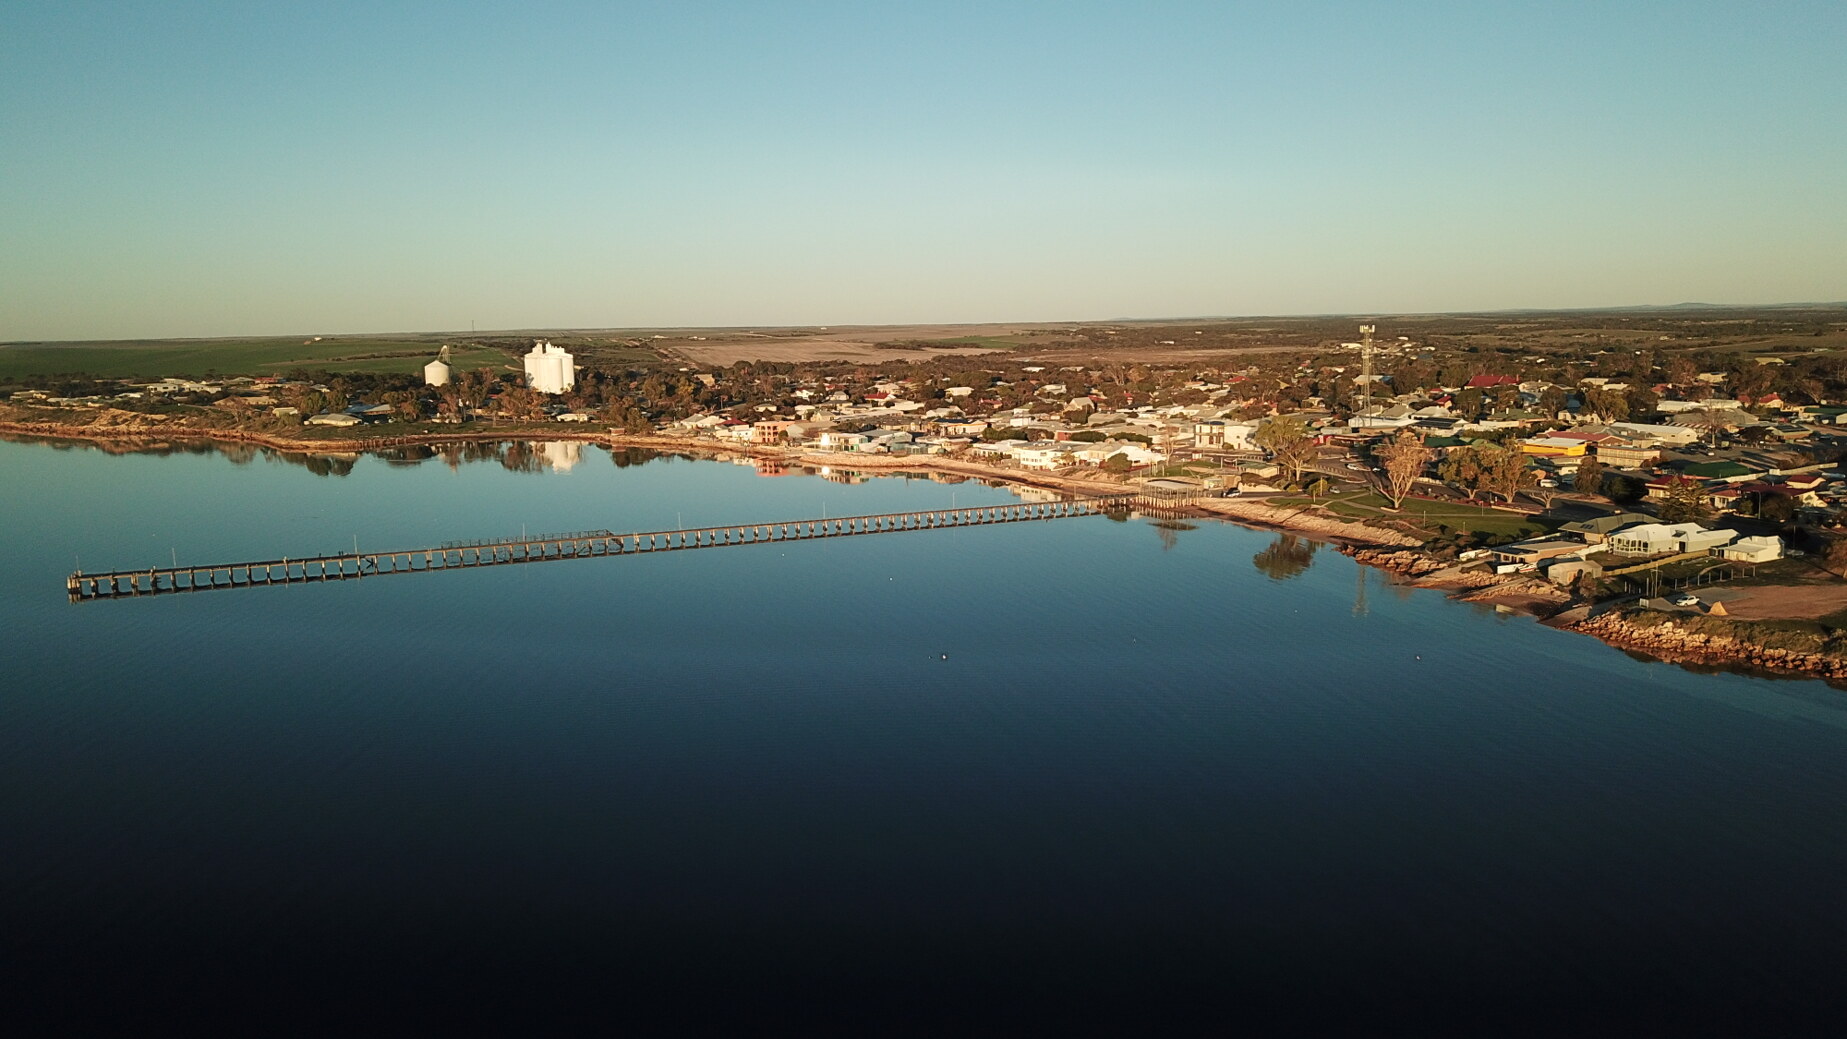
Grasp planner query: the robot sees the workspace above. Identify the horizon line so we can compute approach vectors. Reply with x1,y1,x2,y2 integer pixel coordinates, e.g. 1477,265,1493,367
7,300,1846,347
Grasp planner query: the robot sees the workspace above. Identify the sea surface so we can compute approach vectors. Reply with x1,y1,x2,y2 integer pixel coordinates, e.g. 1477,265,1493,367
5,437,1846,1030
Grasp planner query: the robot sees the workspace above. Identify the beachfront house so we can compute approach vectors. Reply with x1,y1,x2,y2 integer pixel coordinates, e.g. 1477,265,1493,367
1606,523,1738,557
813,430,869,452
1492,539,1589,572
1558,512,1654,544
1715,536,1784,563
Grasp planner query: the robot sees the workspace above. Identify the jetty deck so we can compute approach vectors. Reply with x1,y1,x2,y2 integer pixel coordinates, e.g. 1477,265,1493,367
68,498,1122,601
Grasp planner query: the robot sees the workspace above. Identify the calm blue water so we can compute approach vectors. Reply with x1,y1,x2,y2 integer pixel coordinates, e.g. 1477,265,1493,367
5,437,1846,1030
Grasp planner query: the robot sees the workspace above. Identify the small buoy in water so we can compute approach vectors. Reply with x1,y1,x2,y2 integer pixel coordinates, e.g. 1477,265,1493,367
941,654,948,660
1415,655,1421,661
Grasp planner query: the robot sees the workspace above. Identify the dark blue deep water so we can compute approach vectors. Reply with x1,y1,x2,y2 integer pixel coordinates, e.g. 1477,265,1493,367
5,438,1847,1031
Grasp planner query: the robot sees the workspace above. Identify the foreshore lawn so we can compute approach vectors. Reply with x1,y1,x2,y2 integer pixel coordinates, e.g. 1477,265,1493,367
1271,490,1547,540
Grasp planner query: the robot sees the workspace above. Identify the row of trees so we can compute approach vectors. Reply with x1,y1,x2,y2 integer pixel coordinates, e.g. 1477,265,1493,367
1433,442,1534,504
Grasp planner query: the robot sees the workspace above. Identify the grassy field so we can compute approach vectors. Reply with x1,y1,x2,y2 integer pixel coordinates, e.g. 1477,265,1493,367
0,338,513,380
1274,490,1547,539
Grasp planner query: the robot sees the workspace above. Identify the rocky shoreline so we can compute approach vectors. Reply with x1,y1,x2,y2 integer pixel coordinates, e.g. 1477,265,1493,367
1569,612,1847,682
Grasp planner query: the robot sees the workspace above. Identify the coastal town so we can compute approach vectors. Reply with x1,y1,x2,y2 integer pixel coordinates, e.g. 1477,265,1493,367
9,311,1847,679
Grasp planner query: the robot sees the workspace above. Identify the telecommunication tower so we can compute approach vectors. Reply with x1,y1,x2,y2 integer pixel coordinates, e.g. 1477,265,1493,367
1358,323,1377,410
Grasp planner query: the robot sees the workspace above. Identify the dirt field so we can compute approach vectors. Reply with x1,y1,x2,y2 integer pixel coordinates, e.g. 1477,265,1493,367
1699,579,1847,620
649,324,1055,365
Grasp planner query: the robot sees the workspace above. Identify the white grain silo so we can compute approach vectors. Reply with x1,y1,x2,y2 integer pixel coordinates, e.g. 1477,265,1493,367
423,345,453,387
523,340,576,395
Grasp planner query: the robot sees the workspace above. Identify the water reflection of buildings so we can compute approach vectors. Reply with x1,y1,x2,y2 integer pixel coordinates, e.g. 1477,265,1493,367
1013,486,1062,504
538,441,582,473
815,466,869,485
754,460,796,477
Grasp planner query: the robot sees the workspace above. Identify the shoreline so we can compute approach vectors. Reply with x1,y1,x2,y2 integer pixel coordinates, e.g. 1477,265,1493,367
7,415,1838,685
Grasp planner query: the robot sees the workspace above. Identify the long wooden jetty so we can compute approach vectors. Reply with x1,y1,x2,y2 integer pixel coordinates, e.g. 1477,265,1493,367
68,499,1122,602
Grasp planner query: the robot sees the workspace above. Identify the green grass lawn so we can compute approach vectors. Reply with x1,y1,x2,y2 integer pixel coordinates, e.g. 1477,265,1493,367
0,338,512,379
1147,460,1225,479
1272,490,1546,539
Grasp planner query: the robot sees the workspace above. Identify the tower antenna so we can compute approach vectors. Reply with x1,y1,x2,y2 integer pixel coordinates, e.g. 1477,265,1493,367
1358,323,1376,411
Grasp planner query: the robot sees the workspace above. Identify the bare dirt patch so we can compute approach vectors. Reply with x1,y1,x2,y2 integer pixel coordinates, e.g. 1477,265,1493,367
1704,579,1847,621
654,324,1052,366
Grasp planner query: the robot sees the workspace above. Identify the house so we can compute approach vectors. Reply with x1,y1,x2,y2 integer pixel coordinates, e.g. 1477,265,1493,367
1493,539,1589,568
1466,375,1521,390
344,402,396,422
1014,443,1081,470
1546,557,1606,586
1606,523,1738,556
1192,421,1258,451
1072,441,1162,467
813,430,868,451
1559,512,1654,544
1608,422,1699,446
1716,536,1784,562
1594,442,1660,469
1520,436,1590,458
1348,404,1417,430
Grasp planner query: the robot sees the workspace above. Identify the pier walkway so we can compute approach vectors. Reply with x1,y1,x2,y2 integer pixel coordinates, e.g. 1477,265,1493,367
68,499,1122,601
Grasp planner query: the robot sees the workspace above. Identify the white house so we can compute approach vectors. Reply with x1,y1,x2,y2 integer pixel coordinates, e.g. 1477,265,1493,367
1014,443,1081,470
813,430,868,452
1607,523,1738,556
1715,536,1784,563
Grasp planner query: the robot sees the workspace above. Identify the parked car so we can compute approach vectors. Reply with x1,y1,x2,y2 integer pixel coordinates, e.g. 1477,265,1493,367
1670,593,1700,607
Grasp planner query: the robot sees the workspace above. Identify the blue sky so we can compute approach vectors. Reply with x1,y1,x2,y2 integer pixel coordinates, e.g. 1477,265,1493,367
3,1,1843,339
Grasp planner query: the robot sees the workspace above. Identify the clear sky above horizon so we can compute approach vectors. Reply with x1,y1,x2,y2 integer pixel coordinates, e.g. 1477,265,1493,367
4,1,1843,341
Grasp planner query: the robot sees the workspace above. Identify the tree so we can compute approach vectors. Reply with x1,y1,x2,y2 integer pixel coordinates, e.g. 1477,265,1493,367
1453,386,1484,420
1253,415,1317,486
1251,534,1318,582
1439,446,1489,501
1574,456,1605,495
1102,452,1132,473
1538,385,1569,419
1480,444,1535,504
1375,431,1433,510
1688,407,1733,446
1605,474,1647,504
1656,476,1711,524
1584,387,1629,422
1759,494,1797,527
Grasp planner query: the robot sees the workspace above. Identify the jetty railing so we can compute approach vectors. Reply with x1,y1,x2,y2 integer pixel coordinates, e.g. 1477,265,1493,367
68,498,1129,602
